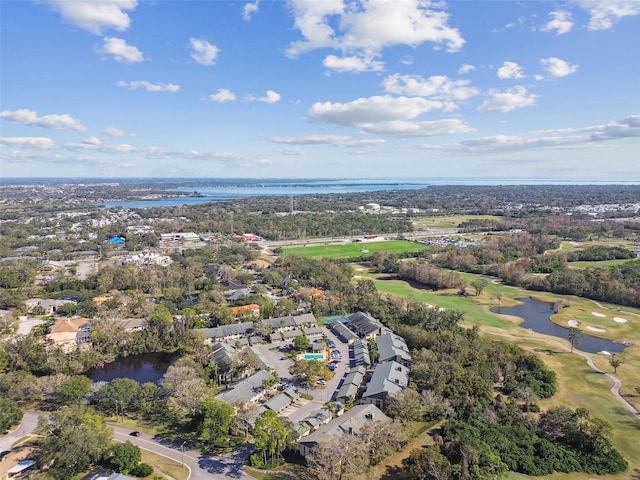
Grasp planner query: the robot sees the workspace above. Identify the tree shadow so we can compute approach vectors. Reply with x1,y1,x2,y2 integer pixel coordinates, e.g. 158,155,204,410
380,465,405,480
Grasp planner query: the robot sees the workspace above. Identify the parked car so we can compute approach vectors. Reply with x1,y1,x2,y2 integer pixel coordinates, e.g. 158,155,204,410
130,431,141,437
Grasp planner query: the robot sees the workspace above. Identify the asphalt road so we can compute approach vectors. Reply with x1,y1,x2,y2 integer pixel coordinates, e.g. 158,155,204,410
1,412,253,480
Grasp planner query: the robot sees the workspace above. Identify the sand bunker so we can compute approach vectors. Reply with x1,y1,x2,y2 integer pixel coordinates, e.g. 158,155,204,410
567,320,580,327
587,326,606,332
613,317,628,323
599,351,612,356
591,311,606,318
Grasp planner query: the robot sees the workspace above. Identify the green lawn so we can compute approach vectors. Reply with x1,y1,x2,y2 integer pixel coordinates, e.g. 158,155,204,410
282,240,431,259
568,258,639,269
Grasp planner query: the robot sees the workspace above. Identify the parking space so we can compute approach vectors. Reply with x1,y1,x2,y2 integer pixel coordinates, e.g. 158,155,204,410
249,325,352,420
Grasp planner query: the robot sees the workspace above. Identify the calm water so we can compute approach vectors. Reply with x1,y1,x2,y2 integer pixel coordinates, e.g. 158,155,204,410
491,297,624,354
103,179,430,209
88,353,172,384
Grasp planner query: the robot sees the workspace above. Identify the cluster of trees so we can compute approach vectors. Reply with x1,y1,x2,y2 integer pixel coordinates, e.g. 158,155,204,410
38,406,153,480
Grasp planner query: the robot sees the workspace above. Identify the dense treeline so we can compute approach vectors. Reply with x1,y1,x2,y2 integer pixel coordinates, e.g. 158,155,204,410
391,308,626,478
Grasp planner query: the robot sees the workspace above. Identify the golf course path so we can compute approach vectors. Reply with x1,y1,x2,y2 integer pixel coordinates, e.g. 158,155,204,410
485,331,639,419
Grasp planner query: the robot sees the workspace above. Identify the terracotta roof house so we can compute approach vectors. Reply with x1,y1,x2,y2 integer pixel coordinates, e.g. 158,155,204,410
45,317,92,353
230,304,260,319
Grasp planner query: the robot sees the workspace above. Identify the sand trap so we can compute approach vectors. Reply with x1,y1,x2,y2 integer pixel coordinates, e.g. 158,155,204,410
599,351,612,356
613,317,628,323
591,311,606,318
587,326,606,332
567,320,580,327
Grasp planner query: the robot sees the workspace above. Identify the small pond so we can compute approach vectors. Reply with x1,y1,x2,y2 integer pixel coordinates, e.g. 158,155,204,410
88,352,173,384
490,297,624,354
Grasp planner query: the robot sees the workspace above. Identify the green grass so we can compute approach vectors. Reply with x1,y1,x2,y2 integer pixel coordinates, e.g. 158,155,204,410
282,240,431,259
568,258,638,269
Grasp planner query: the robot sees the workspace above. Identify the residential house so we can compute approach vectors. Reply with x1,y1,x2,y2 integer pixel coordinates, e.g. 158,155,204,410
298,404,390,458
230,304,260,319
360,361,410,410
208,342,238,384
45,317,92,353
376,333,412,367
347,312,388,339
214,369,275,405
196,322,253,345
24,298,74,315
330,321,359,344
334,366,366,404
352,339,371,368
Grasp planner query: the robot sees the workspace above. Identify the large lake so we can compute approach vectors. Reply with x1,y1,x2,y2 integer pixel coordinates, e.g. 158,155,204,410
103,179,430,209
491,297,624,354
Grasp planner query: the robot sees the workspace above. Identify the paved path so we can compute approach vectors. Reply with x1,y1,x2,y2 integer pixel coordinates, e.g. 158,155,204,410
111,424,254,480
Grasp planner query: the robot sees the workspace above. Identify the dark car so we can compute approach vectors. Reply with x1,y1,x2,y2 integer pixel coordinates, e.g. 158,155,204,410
129,431,141,437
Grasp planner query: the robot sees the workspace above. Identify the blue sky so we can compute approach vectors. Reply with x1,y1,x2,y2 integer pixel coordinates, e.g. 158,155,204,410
1,0,639,181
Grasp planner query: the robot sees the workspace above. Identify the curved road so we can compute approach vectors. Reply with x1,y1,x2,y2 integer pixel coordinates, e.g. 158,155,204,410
1,412,253,479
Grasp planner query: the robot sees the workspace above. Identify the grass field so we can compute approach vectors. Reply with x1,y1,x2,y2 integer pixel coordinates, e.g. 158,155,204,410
568,258,639,269
413,214,502,230
363,268,640,478
282,240,431,259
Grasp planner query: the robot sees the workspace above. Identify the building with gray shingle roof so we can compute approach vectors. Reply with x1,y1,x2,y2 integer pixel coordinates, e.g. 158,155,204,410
196,322,253,344
264,392,292,413
214,369,274,405
330,321,359,344
352,339,371,368
335,366,366,403
347,311,387,339
301,326,323,338
293,312,317,328
209,342,237,384
360,361,410,410
376,332,412,367
298,404,390,457
301,407,333,430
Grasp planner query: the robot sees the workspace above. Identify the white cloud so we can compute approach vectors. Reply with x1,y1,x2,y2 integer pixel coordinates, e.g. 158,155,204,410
382,74,479,104
323,54,384,73
42,0,137,34
540,57,578,78
450,115,640,153
270,134,386,147
497,61,524,79
207,89,237,102
117,80,180,92
243,0,260,20
362,119,474,137
64,142,136,153
459,63,475,74
573,0,640,31
542,11,573,35
83,136,101,145
286,0,464,58
0,136,56,149
257,90,281,103
277,147,306,155
98,37,144,63
190,38,219,66
308,95,473,136
1,108,87,131
103,126,130,137
478,86,538,112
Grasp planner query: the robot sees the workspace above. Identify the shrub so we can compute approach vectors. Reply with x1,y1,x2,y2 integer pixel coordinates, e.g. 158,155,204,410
131,463,154,477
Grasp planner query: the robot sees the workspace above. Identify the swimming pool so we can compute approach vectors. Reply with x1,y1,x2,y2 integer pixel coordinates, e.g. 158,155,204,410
303,354,324,360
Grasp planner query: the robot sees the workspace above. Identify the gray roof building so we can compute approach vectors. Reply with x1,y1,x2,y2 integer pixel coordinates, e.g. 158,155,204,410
298,404,390,457
330,321,359,344
347,311,387,339
196,322,253,343
360,361,410,410
215,369,274,405
376,333,412,366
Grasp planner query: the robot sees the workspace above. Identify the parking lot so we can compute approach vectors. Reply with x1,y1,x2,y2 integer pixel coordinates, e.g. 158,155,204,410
250,325,351,422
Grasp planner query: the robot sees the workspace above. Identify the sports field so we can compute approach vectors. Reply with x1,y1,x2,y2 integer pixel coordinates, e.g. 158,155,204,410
282,240,432,259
